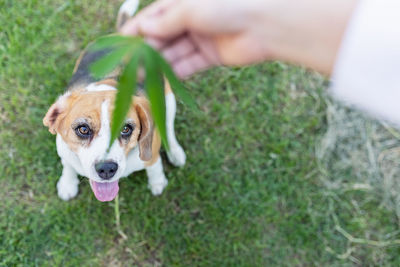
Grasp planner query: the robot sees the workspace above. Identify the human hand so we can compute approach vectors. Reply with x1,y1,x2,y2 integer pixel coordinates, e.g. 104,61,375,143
121,0,274,78
121,0,357,77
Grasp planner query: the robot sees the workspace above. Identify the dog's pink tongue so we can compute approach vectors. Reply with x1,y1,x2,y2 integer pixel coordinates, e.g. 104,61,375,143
90,180,119,202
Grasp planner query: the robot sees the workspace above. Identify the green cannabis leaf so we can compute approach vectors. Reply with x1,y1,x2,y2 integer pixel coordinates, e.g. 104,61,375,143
89,35,197,151
143,45,168,149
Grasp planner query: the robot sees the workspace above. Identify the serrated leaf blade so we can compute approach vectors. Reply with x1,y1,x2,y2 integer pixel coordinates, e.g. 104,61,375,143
89,35,139,51
90,45,134,79
109,53,140,149
143,46,168,150
155,50,198,110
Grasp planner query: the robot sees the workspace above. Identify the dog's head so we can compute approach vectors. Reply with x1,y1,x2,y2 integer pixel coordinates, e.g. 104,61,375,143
43,87,154,201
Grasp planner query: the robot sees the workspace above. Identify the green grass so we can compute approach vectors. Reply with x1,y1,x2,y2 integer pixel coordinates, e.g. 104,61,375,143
1,0,400,266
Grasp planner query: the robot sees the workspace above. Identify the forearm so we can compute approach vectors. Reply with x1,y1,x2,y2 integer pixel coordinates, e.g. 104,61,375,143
259,0,358,75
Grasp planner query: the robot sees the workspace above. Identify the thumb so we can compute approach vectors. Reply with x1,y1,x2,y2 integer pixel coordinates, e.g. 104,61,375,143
127,1,188,39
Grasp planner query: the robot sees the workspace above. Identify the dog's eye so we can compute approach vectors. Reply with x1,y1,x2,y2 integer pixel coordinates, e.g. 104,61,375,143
121,124,133,138
75,124,92,138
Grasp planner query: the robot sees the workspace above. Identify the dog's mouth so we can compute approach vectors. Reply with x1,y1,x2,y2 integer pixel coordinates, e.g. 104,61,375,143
89,179,119,202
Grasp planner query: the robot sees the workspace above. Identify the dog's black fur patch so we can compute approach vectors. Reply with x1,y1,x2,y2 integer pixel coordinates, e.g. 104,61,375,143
67,49,112,90
67,48,145,95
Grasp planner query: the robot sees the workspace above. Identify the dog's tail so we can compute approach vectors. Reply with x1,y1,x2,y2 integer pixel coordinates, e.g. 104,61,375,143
117,0,140,31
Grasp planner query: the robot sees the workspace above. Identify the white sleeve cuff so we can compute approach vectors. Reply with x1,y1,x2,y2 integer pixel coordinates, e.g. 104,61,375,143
330,0,400,125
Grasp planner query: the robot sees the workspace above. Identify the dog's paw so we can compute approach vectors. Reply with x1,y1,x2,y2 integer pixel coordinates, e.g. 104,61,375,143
167,144,186,167
148,176,168,196
57,177,79,201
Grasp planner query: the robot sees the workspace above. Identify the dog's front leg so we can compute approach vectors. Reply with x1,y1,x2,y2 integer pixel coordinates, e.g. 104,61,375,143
57,160,79,201
146,157,168,196
165,93,186,167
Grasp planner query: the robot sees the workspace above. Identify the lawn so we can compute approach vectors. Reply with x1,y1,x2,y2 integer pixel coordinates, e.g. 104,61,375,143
1,0,400,266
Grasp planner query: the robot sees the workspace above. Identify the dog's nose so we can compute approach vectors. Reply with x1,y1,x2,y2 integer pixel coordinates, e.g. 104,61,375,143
95,161,118,180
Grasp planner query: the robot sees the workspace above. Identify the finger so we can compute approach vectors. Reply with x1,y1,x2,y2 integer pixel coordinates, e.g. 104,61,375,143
136,1,189,39
143,0,177,17
120,15,140,35
189,33,221,66
162,36,196,63
145,37,168,50
120,0,177,35
172,52,212,78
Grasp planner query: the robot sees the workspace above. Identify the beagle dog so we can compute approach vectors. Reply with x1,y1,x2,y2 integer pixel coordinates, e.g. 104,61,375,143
43,0,186,202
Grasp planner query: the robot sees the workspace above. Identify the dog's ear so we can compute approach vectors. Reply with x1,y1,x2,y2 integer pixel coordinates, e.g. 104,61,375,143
43,95,68,135
135,98,154,161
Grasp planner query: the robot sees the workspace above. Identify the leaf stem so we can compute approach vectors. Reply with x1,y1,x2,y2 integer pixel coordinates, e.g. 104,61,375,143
115,194,128,240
